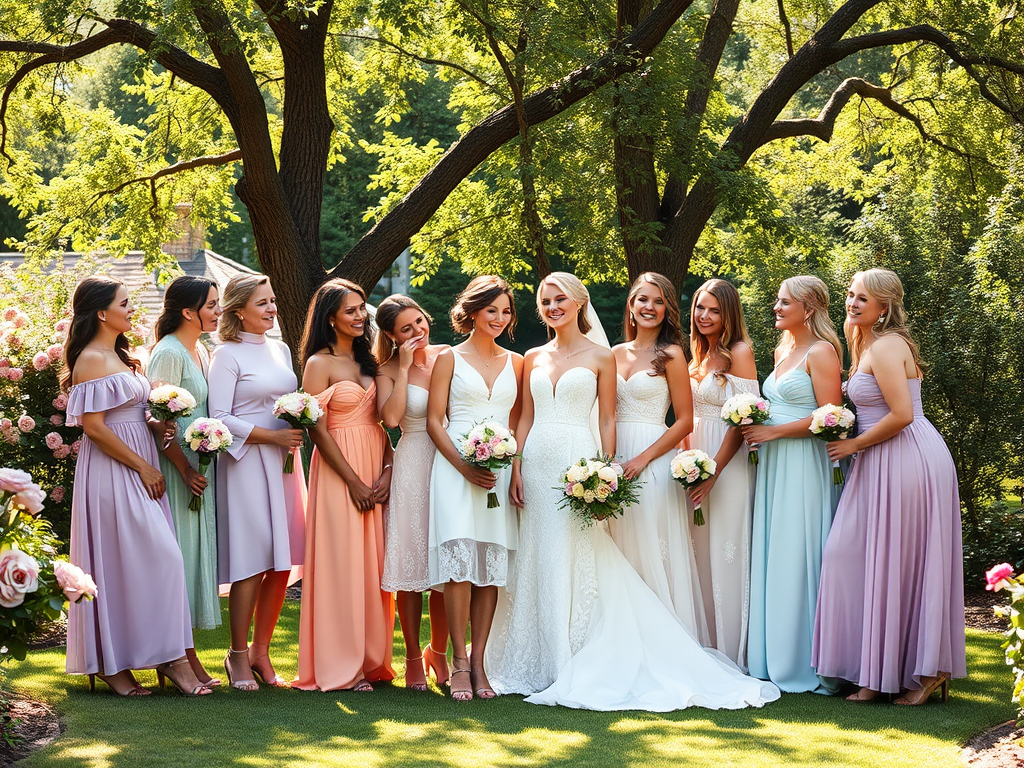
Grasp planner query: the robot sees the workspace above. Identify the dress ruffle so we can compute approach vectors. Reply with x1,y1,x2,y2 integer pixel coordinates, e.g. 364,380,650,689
66,371,145,425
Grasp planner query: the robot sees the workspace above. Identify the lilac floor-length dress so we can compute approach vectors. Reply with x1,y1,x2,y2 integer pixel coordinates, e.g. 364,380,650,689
812,373,966,693
208,332,306,584
65,371,193,675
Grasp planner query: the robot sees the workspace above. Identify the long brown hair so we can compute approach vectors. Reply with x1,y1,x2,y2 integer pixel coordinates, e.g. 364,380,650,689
846,268,924,373
623,272,685,377
155,276,217,341
450,275,517,339
60,276,140,391
777,276,843,362
300,278,377,377
689,278,752,376
373,294,433,364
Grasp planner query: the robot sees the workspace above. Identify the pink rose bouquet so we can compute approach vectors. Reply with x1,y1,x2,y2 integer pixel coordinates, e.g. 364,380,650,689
273,390,323,473
670,449,717,525
809,404,856,484
556,455,642,526
182,418,234,511
148,384,198,422
460,419,518,508
721,393,771,464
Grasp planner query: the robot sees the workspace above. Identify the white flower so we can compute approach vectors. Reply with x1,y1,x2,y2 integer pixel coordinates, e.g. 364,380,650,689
583,490,595,504
597,466,617,484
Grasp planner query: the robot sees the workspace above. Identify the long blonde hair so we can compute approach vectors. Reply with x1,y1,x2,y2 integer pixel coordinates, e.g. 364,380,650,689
689,279,752,375
537,272,592,338
217,274,270,343
777,276,843,362
845,268,923,373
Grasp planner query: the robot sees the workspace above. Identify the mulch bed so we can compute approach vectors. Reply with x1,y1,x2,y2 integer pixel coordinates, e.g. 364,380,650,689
0,693,64,767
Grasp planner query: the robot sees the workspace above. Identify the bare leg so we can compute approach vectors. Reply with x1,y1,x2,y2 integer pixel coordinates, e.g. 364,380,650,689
397,590,427,689
423,589,450,686
226,572,263,687
469,585,497,698
185,647,219,687
444,580,473,700
249,569,290,686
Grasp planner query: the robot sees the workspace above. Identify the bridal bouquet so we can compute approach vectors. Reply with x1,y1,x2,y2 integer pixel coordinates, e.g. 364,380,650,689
148,384,197,422
460,420,518,508
670,449,717,525
556,455,641,527
809,404,856,484
721,393,771,464
182,418,233,511
273,390,323,473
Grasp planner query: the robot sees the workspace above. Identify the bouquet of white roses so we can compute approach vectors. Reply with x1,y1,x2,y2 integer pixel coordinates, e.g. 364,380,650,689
182,418,233,511
460,420,518,508
670,449,717,525
273,390,323,473
809,404,856,484
556,455,642,527
148,384,197,422
721,392,771,464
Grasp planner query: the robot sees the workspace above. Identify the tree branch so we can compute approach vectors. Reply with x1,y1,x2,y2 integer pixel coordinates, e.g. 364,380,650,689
90,149,243,205
776,0,794,58
336,32,496,92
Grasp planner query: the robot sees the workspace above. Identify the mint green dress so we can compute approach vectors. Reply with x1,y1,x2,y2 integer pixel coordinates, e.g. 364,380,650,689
147,335,221,630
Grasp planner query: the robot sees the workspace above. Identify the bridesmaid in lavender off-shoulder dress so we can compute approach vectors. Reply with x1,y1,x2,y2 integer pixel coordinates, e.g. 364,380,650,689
813,269,965,704
64,277,207,696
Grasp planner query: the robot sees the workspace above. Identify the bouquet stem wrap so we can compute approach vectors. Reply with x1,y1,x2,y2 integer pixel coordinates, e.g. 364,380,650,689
670,449,717,526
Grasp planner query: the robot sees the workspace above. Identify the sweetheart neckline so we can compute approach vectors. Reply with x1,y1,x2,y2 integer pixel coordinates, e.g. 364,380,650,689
532,365,596,400
616,369,654,383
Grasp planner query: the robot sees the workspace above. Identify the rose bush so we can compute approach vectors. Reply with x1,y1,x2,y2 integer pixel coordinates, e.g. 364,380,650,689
986,562,1024,722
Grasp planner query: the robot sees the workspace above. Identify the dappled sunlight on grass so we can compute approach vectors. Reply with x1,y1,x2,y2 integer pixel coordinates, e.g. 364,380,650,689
1,609,1016,767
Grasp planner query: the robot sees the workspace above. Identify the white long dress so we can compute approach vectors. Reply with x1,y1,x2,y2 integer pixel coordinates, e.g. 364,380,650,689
427,352,519,587
382,385,435,592
688,373,759,669
608,371,709,643
486,366,780,711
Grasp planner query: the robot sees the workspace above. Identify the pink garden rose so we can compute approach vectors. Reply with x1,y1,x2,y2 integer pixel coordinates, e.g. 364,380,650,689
823,413,838,427
0,468,35,494
49,486,65,504
52,392,68,411
0,549,40,608
7,367,23,382
0,418,10,431
53,445,71,459
3,430,18,445
986,563,1015,592
54,319,69,334
17,415,35,432
12,313,27,329
46,344,63,361
70,439,82,455
1,308,16,322
11,485,45,515
53,560,97,604
32,351,50,370
45,432,63,450
5,335,21,350
0,357,9,368
49,414,63,426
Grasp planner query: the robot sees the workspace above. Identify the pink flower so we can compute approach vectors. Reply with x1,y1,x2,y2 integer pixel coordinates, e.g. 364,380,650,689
53,445,71,459
11,485,45,515
0,468,34,493
0,418,10,431
986,563,1015,591
167,398,182,412
46,344,63,361
12,313,27,328
45,432,63,450
53,560,96,604
823,413,838,427
475,445,490,461
54,319,69,334
6,335,21,350
53,392,68,411
49,486,65,504
1,308,16,322
0,549,40,608
0,357,9,368
7,367,23,382
32,351,50,370
70,439,82,455
3,430,18,444
50,414,63,426
17,415,35,432
0,368,9,380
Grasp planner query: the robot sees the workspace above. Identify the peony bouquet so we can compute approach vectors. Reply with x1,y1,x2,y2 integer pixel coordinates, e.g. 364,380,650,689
273,390,323,473
556,455,642,527
809,404,856,484
182,418,233,511
148,384,198,422
670,449,717,525
460,420,518,508
721,393,771,464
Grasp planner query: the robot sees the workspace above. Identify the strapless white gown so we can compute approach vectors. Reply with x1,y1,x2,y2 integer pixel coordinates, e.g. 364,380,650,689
486,366,780,711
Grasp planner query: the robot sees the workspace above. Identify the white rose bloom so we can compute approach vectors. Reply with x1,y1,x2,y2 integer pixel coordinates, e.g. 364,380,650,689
597,466,617,483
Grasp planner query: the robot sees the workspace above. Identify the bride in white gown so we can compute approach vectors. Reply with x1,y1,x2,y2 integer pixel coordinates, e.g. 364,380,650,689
486,273,779,711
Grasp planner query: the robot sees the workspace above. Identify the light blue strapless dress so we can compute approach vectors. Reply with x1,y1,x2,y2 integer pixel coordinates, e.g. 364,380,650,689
747,353,839,693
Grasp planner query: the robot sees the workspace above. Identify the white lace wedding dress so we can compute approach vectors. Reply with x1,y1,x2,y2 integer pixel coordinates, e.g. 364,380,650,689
486,366,780,711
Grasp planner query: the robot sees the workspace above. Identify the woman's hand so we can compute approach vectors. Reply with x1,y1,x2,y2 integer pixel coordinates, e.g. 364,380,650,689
397,336,421,371
740,424,777,447
620,455,649,480
371,467,392,505
148,417,177,449
181,466,208,496
509,468,525,508
137,464,167,500
827,439,858,462
461,462,497,490
347,478,376,513
688,474,717,507
272,428,306,449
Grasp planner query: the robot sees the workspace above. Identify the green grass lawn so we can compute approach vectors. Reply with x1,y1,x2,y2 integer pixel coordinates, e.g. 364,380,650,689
3,602,1015,768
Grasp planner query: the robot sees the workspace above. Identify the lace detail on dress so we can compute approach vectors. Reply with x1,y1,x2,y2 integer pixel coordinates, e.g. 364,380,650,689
616,372,670,425
692,374,760,419
436,538,508,586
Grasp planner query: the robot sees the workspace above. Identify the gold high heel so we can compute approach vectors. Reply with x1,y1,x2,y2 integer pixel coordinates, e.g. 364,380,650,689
894,673,950,706
88,672,150,696
156,658,213,696
450,657,473,702
223,648,259,692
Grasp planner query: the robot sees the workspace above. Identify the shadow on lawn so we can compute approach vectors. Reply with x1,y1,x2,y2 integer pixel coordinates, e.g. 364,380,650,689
8,610,1015,768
